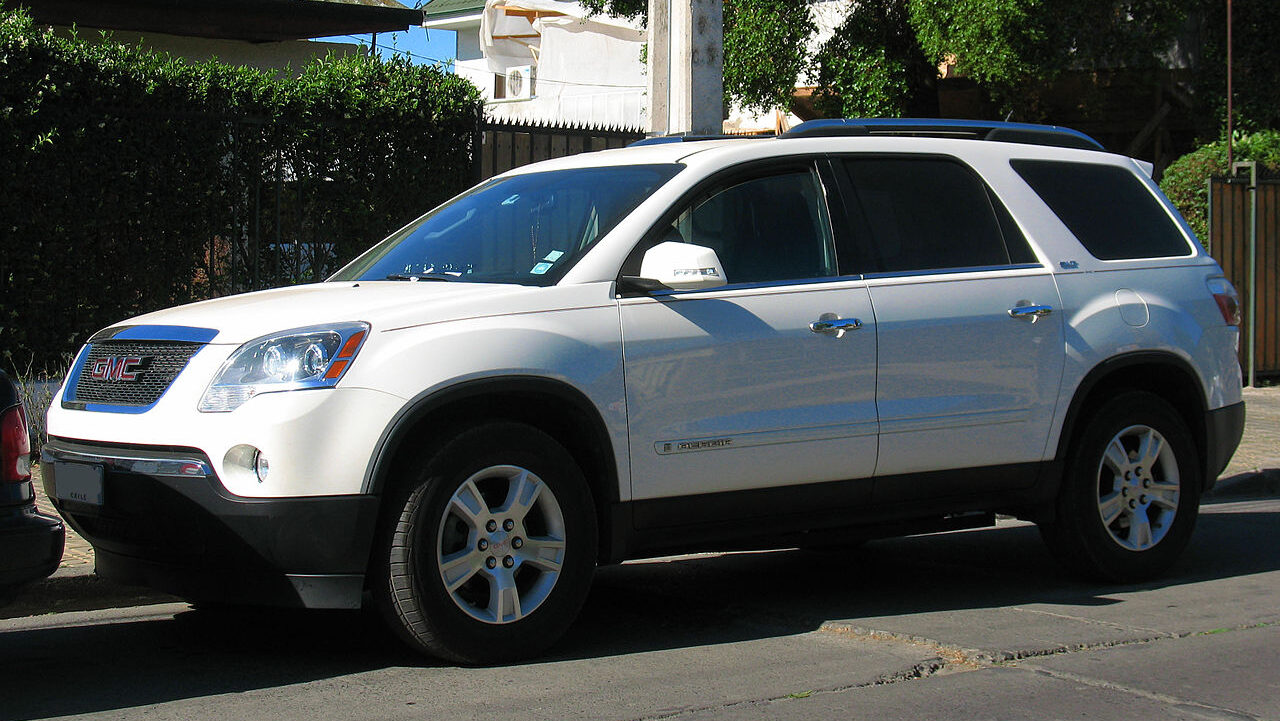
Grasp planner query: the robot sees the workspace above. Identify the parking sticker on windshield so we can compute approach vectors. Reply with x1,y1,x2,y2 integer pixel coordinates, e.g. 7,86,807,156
543,250,565,262
530,262,554,275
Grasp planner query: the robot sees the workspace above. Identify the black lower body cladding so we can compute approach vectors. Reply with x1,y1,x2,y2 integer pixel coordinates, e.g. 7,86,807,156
41,438,379,609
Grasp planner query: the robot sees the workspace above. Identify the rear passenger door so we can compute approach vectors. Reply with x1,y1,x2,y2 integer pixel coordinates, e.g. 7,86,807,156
834,156,1064,501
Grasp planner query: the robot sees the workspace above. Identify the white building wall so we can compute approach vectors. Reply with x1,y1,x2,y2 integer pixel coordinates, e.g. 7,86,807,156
431,1,645,129
435,0,852,132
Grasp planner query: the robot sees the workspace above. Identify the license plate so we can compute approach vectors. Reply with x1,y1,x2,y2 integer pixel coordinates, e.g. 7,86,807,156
52,462,105,506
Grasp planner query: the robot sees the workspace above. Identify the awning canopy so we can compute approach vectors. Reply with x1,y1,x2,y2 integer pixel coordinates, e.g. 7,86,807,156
21,0,424,42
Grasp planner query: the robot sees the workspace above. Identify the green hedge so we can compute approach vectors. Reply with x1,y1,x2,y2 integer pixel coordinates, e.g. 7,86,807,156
0,7,481,374
1160,130,1280,245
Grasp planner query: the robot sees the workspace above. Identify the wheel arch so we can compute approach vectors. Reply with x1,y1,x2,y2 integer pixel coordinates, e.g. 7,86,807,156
362,375,621,557
1055,352,1210,490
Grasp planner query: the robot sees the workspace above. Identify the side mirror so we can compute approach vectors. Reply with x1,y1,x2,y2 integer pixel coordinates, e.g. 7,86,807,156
635,241,727,291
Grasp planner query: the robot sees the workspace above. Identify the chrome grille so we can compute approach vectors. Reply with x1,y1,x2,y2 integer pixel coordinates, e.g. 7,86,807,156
72,341,203,407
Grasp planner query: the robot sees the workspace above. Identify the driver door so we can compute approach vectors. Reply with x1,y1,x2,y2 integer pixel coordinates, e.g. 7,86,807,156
618,163,879,523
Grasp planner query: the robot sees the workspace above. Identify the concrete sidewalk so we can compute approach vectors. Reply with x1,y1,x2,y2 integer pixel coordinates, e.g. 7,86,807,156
1215,385,1280,496
9,385,1279,619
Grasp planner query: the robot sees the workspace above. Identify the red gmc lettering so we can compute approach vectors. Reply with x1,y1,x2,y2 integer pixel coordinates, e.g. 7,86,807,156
89,356,144,381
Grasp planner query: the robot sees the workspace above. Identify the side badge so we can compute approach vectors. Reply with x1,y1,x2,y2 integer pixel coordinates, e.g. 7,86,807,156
1059,260,1079,270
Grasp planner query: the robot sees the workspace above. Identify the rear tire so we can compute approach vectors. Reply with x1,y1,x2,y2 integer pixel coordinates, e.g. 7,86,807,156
373,422,597,664
1040,391,1201,583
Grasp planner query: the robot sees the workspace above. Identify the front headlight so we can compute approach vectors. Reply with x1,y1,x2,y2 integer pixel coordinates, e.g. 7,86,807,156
198,322,369,412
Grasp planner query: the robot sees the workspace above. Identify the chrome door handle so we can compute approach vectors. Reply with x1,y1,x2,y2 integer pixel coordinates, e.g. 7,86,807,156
1008,304,1054,322
809,317,862,336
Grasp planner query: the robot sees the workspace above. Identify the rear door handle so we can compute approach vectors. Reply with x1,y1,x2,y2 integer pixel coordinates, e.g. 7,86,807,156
1008,304,1054,322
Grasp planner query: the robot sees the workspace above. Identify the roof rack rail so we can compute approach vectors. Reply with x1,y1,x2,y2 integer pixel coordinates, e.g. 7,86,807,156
781,118,1104,151
629,133,770,147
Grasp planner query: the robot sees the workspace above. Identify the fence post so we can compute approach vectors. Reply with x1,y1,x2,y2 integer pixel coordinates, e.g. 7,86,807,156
472,119,485,186
1233,161,1258,387
1206,177,1214,255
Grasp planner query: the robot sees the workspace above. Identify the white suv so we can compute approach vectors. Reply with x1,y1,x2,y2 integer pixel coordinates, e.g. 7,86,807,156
44,119,1245,663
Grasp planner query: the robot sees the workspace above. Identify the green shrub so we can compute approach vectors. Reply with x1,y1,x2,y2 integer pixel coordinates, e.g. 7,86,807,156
1159,130,1280,244
0,7,481,373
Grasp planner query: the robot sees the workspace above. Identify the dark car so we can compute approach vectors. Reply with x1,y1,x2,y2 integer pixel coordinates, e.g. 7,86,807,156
0,368,64,603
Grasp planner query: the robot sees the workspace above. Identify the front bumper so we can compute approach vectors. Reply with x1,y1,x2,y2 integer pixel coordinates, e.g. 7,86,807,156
0,500,65,589
41,439,380,609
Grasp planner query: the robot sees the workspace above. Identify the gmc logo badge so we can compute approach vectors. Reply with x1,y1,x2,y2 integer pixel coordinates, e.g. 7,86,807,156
89,356,151,382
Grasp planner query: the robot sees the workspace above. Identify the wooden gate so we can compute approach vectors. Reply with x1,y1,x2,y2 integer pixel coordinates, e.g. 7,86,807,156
1208,177,1280,381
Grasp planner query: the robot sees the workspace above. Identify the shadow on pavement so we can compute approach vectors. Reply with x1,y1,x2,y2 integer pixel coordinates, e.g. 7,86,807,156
0,501,1276,720
1208,469,1280,500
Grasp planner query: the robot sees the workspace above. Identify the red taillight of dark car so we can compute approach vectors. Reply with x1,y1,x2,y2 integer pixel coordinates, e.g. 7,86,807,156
1,403,31,483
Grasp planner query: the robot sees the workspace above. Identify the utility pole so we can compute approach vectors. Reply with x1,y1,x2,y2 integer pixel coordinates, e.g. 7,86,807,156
647,0,723,136
1227,0,1234,167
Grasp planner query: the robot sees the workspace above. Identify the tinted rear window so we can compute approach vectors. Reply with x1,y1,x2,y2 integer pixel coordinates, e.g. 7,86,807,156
1011,160,1191,260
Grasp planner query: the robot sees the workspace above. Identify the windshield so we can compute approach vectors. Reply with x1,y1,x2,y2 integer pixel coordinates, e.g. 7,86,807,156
331,164,683,286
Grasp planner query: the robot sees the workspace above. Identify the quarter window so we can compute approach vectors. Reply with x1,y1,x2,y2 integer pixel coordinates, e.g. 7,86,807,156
1011,159,1192,260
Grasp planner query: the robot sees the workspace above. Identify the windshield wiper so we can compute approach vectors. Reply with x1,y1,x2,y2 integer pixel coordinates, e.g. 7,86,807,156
385,273,463,282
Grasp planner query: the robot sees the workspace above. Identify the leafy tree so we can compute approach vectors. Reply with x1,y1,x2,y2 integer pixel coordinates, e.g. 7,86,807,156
583,0,1199,123
723,0,815,113
812,0,936,118
579,0,813,114
1191,0,1280,133
578,0,645,20
907,0,1187,117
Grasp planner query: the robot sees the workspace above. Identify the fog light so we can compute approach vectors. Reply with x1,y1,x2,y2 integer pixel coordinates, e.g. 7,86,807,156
254,450,270,483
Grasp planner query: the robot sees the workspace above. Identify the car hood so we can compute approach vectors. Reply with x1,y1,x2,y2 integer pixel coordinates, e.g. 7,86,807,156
104,281,578,345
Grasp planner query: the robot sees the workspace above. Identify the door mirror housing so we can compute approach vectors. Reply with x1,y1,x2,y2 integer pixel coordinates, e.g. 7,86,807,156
634,241,727,291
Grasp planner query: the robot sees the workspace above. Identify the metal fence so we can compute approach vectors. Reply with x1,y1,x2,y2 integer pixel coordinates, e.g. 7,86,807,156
1208,175,1280,383
189,114,476,298
472,120,646,183
207,119,645,296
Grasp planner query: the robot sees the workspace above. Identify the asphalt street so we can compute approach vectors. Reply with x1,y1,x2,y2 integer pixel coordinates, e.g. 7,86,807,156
1,387,1277,721
1,488,1277,721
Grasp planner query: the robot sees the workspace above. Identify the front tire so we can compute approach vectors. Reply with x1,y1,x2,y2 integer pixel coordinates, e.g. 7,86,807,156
374,422,597,664
1040,391,1201,583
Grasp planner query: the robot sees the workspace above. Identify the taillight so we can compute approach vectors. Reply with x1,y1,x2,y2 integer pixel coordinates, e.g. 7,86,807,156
1,403,32,483
1207,277,1241,327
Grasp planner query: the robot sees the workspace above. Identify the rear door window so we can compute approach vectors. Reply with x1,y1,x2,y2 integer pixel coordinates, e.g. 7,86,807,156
838,157,1035,274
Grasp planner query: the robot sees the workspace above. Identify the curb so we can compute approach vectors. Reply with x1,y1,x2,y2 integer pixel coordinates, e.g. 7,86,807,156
0,573,179,621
